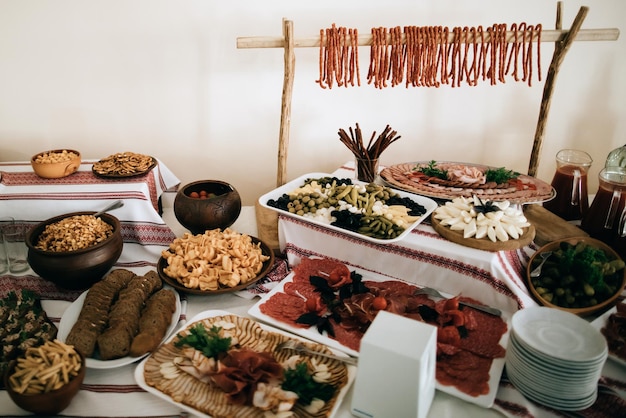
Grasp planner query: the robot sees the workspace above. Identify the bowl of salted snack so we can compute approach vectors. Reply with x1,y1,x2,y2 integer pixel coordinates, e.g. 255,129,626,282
4,340,85,415
26,211,123,290
526,237,626,316
31,149,81,178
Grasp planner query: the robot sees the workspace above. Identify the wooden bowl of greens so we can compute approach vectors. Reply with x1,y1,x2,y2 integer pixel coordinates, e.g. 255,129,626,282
526,237,626,316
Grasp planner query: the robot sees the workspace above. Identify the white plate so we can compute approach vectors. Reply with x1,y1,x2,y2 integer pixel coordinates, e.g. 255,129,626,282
134,309,356,418
591,305,626,367
512,307,607,363
57,285,181,369
258,172,438,244
248,269,510,408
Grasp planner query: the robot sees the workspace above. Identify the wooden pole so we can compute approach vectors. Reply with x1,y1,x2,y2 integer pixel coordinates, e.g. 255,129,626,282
527,4,588,177
237,28,618,49
277,19,295,187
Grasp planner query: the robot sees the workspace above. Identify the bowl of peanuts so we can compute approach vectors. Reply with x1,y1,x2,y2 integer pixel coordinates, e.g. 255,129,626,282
4,340,85,415
25,211,123,290
31,149,82,178
174,180,242,234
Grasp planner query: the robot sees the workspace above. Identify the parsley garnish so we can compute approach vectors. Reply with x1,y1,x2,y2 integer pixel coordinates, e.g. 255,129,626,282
282,362,337,405
485,167,518,184
417,160,448,179
174,324,231,359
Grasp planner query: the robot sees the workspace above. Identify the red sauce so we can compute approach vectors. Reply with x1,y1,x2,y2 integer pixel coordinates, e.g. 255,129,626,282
581,182,626,259
259,258,508,398
543,164,589,221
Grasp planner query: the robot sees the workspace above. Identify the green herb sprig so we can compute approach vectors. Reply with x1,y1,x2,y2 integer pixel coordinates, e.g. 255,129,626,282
282,362,337,405
417,160,448,179
174,324,231,359
485,167,519,184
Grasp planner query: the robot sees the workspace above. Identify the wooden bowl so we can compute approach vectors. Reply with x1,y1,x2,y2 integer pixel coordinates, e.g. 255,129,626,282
157,235,275,295
526,237,626,316
31,149,81,179
26,212,123,290
4,349,85,415
174,180,242,234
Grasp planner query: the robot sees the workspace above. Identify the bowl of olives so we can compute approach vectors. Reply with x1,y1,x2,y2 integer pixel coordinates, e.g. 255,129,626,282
526,237,626,316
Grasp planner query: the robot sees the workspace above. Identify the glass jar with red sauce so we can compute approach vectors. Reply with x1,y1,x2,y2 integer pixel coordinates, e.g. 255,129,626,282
543,149,592,222
581,168,626,259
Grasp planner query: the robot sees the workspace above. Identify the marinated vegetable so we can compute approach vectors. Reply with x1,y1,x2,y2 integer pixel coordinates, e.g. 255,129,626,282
529,241,625,309
266,177,428,240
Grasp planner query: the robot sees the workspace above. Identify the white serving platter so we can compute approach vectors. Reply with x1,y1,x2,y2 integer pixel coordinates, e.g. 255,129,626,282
57,285,181,369
134,309,356,418
258,172,438,244
248,269,511,408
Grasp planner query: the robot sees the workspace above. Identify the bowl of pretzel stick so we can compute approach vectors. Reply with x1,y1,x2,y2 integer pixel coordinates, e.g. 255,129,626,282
4,340,85,415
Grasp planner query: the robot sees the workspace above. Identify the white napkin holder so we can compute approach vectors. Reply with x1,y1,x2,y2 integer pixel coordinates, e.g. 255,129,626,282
351,310,437,418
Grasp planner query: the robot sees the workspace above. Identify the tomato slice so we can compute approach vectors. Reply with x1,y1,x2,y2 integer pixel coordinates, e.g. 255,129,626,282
327,265,351,287
372,296,388,310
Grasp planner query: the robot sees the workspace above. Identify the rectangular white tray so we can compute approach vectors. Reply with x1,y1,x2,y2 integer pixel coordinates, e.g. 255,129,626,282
135,310,357,418
249,270,511,409
258,172,438,244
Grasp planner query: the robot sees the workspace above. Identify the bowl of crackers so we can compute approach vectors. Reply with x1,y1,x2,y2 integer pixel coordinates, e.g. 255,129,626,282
4,340,85,415
26,211,123,290
31,149,81,179
158,228,274,294
173,180,242,234
91,152,156,178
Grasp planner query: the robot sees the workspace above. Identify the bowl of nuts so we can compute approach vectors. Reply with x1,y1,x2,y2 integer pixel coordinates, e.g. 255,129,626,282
173,180,242,234
25,211,123,290
31,149,82,179
4,340,85,415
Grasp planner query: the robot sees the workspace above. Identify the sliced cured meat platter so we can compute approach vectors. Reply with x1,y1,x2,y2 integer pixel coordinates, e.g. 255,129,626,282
380,161,555,204
135,310,356,418
431,216,536,251
249,266,511,408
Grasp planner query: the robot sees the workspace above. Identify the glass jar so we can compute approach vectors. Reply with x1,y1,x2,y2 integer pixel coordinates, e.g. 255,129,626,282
543,149,592,222
581,168,626,259
605,144,626,169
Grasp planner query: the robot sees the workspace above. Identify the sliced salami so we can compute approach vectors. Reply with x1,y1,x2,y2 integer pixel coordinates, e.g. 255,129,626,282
380,161,555,204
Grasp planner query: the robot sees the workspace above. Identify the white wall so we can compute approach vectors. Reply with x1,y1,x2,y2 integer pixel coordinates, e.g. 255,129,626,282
1,0,624,205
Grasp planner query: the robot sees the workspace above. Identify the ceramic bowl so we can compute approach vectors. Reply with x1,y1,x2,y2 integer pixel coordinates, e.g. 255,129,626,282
526,236,626,316
173,180,242,234
31,149,81,179
26,211,123,290
4,349,86,415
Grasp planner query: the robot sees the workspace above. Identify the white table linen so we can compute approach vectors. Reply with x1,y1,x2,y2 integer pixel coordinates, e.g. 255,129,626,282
1,160,624,418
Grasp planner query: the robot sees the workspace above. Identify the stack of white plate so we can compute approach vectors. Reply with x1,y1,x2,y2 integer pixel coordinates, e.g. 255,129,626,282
506,307,608,411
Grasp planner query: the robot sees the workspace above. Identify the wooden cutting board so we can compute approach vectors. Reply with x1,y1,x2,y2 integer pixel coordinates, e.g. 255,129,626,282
523,204,588,247
431,215,535,251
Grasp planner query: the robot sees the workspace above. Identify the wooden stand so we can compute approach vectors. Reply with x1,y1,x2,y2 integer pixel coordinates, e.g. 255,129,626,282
237,3,619,248
238,4,618,184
